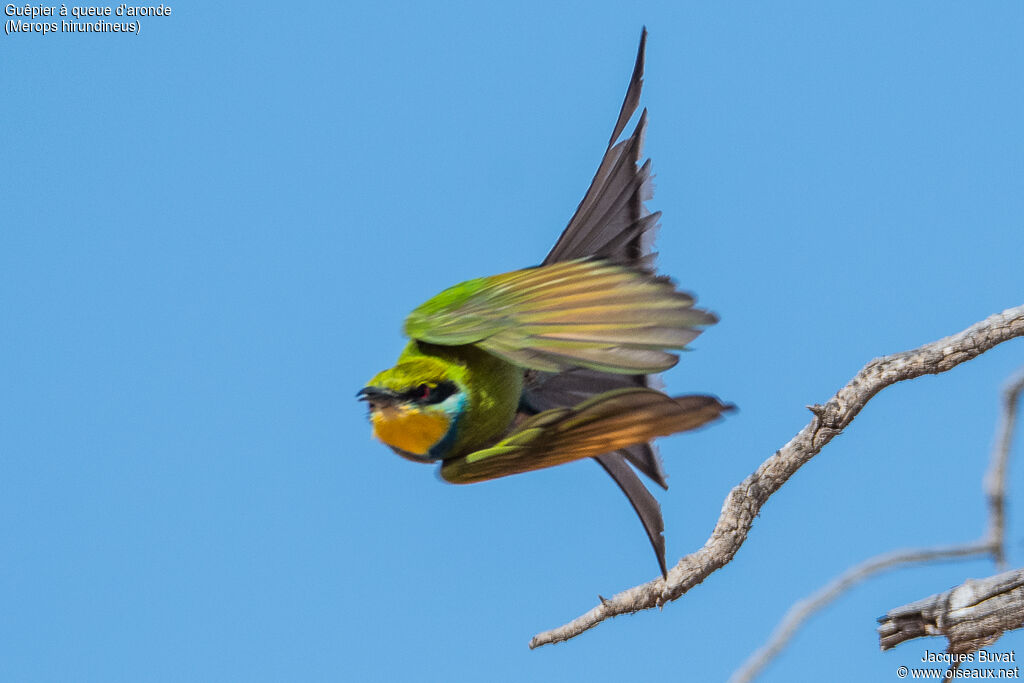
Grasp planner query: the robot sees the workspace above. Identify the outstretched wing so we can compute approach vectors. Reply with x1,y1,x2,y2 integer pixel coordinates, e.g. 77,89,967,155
522,367,669,483
522,27,720,577
404,259,716,375
440,388,732,484
544,27,655,266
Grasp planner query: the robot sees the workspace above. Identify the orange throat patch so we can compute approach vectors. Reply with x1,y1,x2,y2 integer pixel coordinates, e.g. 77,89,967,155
371,406,451,457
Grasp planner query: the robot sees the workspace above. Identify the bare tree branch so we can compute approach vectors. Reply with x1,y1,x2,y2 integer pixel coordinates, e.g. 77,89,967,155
878,567,1024,652
870,368,1024,657
728,546,993,683
985,368,1024,569
729,365,1024,681
530,304,1024,649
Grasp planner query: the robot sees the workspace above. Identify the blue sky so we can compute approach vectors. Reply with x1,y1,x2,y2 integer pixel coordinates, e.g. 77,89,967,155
3,2,1023,681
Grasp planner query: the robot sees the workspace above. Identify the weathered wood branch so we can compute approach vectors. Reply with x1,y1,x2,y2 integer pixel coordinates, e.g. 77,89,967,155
530,304,1024,649
871,368,1024,658
878,568,1024,652
729,366,1024,681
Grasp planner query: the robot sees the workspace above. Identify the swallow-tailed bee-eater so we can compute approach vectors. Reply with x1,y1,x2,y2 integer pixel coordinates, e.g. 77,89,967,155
359,29,732,577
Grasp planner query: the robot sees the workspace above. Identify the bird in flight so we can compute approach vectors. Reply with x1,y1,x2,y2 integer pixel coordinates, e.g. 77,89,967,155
358,28,732,577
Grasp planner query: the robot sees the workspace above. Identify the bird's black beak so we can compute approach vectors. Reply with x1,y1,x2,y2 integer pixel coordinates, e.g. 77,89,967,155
357,386,398,407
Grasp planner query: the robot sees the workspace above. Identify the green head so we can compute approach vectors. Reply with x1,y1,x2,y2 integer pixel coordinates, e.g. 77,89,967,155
358,356,468,463
359,341,525,463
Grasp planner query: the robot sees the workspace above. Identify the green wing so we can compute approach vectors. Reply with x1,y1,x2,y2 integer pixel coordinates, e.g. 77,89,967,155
404,259,716,375
440,388,732,484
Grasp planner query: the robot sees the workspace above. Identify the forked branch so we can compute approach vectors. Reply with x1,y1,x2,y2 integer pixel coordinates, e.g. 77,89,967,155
730,367,1024,682
530,304,1024,649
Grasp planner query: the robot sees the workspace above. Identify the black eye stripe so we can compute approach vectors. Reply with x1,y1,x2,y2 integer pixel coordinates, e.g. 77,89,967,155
406,380,457,405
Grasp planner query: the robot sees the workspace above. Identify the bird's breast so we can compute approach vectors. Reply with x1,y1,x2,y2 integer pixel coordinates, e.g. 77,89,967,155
371,406,451,458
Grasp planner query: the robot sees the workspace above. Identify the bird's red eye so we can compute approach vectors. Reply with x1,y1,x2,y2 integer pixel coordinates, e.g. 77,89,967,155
418,383,432,401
